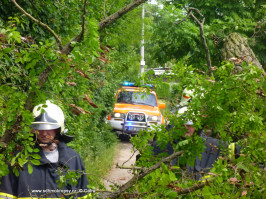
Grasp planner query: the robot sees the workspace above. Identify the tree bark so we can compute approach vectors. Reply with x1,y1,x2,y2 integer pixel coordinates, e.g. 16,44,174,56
98,0,148,31
221,32,264,73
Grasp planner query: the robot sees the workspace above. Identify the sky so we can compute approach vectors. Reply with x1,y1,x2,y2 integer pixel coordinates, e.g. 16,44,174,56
149,0,157,4
148,0,164,9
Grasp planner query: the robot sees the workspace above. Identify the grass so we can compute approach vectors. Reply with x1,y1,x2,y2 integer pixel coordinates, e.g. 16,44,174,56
83,141,118,187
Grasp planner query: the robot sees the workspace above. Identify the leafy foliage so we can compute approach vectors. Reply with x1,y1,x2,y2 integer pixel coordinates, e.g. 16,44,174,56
0,0,265,199
146,0,265,69
130,61,265,198
0,0,143,191
155,82,170,99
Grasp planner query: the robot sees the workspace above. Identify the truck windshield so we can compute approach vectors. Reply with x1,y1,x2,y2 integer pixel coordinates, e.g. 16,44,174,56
117,91,157,107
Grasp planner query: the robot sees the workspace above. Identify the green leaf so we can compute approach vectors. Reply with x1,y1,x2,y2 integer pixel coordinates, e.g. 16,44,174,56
26,145,33,153
70,41,77,47
237,163,249,172
159,174,169,186
31,154,41,159
28,163,33,174
13,168,19,177
11,157,16,166
177,139,189,147
3,48,12,54
7,116,13,122
31,159,40,166
33,148,40,153
166,191,178,198
169,171,177,182
18,158,24,167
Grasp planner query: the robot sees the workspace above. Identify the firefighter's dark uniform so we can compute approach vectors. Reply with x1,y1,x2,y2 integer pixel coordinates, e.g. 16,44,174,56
152,133,240,180
0,142,89,199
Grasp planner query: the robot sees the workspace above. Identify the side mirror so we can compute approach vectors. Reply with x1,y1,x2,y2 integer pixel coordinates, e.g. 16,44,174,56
159,103,166,109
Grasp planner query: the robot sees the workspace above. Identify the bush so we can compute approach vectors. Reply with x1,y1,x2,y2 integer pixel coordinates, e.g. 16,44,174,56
155,82,171,99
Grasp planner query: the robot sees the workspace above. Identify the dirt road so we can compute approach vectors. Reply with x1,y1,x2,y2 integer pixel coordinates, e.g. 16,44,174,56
103,140,138,190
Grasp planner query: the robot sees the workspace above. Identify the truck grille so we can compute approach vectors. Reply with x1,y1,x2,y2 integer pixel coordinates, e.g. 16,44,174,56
126,112,146,122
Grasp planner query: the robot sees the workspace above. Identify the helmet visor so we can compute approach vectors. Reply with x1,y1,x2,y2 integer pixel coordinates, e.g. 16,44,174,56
31,122,60,130
31,112,60,131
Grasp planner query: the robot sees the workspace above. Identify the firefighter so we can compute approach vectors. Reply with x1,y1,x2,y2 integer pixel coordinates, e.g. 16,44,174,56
170,87,195,116
152,119,240,181
0,100,89,199
179,87,194,107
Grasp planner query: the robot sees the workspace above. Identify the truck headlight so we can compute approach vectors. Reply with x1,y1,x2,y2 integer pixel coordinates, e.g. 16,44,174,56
148,115,161,122
114,113,121,118
113,113,125,118
152,116,158,121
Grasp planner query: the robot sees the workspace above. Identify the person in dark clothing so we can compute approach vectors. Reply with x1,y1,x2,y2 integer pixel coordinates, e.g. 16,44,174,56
152,120,240,181
0,100,89,199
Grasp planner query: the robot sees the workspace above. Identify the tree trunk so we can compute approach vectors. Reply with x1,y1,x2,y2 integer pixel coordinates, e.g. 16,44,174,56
221,32,264,73
98,0,148,31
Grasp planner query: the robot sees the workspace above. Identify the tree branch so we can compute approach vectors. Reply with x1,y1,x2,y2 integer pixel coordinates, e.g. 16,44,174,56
61,0,87,55
100,150,184,199
169,181,211,195
122,149,138,166
175,7,213,76
10,0,63,50
174,10,192,25
116,164,143,170
188,8,213,77
98,0,148,31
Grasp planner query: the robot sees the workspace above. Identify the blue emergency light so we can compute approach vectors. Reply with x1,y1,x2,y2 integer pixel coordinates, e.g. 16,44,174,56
123,82,135,86
128,122,133,126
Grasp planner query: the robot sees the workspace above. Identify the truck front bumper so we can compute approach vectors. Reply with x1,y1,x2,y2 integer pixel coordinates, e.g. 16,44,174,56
109,112,160,135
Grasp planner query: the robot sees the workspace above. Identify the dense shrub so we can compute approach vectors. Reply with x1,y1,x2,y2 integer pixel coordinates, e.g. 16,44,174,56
155,82,171,99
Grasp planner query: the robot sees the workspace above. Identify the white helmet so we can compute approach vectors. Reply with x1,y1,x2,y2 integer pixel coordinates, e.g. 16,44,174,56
177,106,194,126
177,106,188,118
186,120,194,125
179,87,194,106
31,100,65,133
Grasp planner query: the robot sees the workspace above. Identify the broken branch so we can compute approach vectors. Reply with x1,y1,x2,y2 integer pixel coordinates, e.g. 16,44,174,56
70,104,86,114
84,94,98,108
100,150,184,199
116,164,143,170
